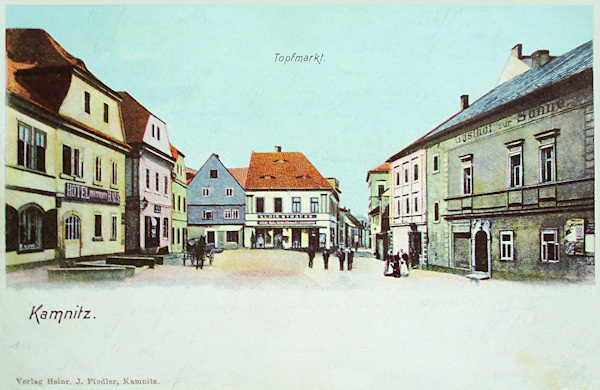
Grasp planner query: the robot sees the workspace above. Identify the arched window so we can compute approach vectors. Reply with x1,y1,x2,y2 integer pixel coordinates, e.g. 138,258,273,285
65,215,81,240
19,204,43,251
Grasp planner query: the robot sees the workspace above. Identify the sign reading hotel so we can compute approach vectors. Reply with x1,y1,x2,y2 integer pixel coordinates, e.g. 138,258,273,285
64,182,121,205
454,93,582,145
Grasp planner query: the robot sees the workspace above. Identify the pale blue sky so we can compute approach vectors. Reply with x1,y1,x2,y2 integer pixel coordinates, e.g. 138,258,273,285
5,5,593,217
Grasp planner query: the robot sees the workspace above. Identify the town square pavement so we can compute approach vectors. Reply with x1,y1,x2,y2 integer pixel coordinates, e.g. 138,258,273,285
3,249,598,389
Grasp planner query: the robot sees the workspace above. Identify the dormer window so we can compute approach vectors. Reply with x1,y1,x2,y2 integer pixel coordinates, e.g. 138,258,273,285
260,175,276,180
296,175,310,179
273,159,288,163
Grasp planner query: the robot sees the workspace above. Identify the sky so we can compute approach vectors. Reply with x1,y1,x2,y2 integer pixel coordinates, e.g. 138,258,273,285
4,4,594,218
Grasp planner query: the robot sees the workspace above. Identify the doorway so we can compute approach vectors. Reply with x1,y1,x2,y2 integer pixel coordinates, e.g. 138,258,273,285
474,230,489,273
144,216,159,248
408,231,422,268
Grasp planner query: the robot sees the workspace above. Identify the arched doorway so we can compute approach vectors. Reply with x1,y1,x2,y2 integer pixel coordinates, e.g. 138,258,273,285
474,230,489,273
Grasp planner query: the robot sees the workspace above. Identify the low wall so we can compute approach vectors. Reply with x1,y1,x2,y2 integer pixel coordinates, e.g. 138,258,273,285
48,265,135,282
106,256,155,268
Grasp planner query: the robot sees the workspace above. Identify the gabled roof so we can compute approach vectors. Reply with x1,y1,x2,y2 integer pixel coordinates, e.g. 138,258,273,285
118,91,166,144
388,40,593,162
228,168,248,189
366,162,390,181
245,152,333,191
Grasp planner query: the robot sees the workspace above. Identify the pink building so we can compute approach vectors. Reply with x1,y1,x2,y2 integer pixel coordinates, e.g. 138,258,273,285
119,92,176,252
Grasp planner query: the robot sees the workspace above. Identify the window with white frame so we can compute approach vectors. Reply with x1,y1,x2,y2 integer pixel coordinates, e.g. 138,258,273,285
460,154,473,195
500,231,514,260
202,188,210,197
203,210,214,220
63,145,84,178
111,214,118,241
541,229,559,262
224,209,232,219
505,139,524,188
232,209,239,219
94,156,102,182
310,197,319,213
65,214,81,240
18,123,47,172
226,188,234,197
535,129,559,183
292,197,301,213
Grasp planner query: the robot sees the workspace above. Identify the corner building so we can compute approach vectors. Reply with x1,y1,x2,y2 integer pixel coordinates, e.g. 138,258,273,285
5,29,130,267
422,41,593,280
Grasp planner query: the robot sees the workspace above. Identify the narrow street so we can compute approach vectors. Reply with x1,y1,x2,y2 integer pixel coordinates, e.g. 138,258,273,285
4,249,597,389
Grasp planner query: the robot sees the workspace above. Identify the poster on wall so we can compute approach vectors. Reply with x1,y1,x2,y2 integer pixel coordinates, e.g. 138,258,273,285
564,218,585,256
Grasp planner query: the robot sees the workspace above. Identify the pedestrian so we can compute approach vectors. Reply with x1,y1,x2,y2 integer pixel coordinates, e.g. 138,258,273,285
347,248,354,271
322,248,330,270
392,253,401,278
401,251,410,277
194,237,205,270
257,234,265,249
307,246,316,268
337,247,345,271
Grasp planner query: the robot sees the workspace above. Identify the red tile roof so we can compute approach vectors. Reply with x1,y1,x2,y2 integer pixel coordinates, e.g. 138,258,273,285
118,91,166,144
245,152,333,191
186,168,198,185
228,168,248,189
170,144,185,160
369,162,390,173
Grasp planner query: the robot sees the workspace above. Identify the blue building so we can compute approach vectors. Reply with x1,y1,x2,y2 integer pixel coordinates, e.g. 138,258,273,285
187,154,246,248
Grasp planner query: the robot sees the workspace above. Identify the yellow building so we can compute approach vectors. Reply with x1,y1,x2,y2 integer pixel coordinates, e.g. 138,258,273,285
5,29,130,268
170,145,188,252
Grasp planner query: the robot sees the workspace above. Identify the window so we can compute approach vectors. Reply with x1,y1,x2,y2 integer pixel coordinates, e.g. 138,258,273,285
65,215,81,240
203,210,214,220
226,188,234,197
500,231,514,261
256,198,265,213
433,155,439,172
94,156,102,182
509,153,523,187
232,209,239,219
155,172,160,192
292,197,301,213
111,161,118,186
202,188,210,197
172,228,175,244
540,146,555,183
378,185,385,196
541,229,559,262
94,214,102,240
157,126,160,140
103,103,109,123
183,198,186,212
403,164,409,183
84,92,91,114
177,196,181,211
177,228,181,244
227,231,239,243
19,205,43,250
224,209,232,219
396,200,401,217
63,145,84,178
395,172,400,186
414,164,419,181
163,218,168,238
274,197,282,212
310,197,319,213
434,202,439,222
164,175,168,194
463,167,472,195
18,124,46,172
111,215,118,241
152,124,155,138
210,169,218,179
413,195,419,213
146,169,151,189
403,196,410,215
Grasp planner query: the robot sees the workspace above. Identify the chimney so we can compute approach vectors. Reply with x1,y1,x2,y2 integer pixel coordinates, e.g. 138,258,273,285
511,43,523,60
531,50,551,68
460,94,469,110
275,146,282,152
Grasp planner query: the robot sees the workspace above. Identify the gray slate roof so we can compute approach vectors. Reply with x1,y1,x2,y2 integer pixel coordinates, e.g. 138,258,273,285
410,40,592,146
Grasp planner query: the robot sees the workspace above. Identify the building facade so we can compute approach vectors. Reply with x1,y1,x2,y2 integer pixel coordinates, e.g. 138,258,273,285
366,162,390,258
187,154,246,248
5,29,130,268
389,149,427,267
170,145,188,253
393,41,594,280
244,149,339,249
119,92,176,253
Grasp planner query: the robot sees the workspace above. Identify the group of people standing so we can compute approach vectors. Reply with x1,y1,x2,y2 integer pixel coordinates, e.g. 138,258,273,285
307,247,356,271
384,250,410,278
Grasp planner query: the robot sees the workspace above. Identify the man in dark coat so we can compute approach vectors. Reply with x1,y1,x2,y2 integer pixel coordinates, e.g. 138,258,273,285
322,248,330,270
347,248,354,271
194,236,206,269
307,247,316,268
336,247,345,271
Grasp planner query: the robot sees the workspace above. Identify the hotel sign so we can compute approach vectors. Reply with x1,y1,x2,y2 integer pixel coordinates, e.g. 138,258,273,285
65,182,121,205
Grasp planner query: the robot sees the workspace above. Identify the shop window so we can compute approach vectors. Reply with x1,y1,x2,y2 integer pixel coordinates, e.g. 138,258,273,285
111,214,118,241
292,197,301,213
500,231,514,261
256,198,265,213
103,103,109,123
65,214,81,240
227,231,239,243
274,197,282,212
226,188,234,197
84,91,91,114
19,205,43,251
541,229,559,262
310,197,319,213
203,210,214,220
94,214,102,240
18,123,46,172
